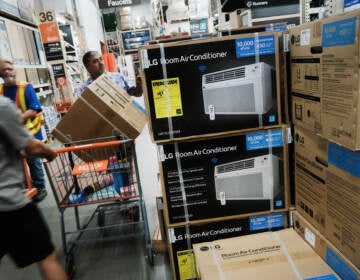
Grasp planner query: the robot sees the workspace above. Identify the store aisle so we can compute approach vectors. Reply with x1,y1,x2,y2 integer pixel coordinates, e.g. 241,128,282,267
0,187,172,280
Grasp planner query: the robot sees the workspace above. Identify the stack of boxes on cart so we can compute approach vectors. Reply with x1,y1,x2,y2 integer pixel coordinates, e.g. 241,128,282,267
139,24,349,278
289,9,360,279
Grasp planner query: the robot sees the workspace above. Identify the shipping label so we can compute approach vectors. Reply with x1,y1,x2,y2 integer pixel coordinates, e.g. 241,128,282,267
322,57,355,118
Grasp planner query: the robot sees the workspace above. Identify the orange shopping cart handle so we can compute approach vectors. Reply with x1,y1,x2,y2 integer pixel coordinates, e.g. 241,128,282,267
54,140,125,154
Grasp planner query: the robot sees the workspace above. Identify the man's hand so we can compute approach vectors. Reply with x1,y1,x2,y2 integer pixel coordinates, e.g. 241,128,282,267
45,149,57,162
24,139,57,162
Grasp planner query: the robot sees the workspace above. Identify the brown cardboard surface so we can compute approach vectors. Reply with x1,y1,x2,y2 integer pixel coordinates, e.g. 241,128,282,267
290,10,360,150
294,125,328,233
193,228,339,280
293,211,360,279
325,165,360,269
52,74,146,142
293,126,360,268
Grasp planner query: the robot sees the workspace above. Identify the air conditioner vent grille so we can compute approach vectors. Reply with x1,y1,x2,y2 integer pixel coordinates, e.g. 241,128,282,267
216,158,255,174
205,67,246,84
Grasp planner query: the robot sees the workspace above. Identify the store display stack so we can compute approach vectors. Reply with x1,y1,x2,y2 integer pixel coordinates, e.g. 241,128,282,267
140,30,295,280
289,9,360,279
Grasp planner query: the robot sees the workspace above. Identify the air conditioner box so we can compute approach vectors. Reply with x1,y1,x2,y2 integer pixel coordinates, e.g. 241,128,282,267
140,31,285,143
168,212,288,280
158,126,290,225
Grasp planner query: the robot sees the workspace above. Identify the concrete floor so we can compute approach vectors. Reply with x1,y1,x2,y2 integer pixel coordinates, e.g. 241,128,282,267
0,186,172,280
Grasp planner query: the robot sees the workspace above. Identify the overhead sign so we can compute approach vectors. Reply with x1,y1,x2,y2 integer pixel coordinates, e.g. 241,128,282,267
245,0,299,8
37,10,64,61
98,0,141,9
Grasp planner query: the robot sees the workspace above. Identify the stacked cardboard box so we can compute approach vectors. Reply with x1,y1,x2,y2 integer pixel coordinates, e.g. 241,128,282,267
293,126,360,269
290,9,360,151
140,31,291,279
294,212,360,280
158,127,291,279
168,212,288,280
53,74,147,142
290,9,360,273
193,228,340,280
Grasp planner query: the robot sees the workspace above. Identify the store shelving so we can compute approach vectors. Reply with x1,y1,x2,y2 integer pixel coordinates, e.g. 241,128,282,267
151,0,165,29
301,0,344,22
105,30,122,55
121,28,151,52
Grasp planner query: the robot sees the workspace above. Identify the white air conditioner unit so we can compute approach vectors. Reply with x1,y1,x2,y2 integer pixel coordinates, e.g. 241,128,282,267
202,62,274,116
214,154,281,203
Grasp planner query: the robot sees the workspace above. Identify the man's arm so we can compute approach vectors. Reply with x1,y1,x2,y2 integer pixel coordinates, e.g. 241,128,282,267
21,109,38,123
22,138,57,161
1,96,57,162
23,84,42,123
134,76,143,97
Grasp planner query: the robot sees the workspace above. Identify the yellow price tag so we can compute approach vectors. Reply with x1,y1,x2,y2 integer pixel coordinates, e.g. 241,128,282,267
151,77,183,119
177,249,197,280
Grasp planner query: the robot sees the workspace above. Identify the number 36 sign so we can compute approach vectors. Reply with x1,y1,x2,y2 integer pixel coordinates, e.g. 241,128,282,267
37,10,55,23
37,10,64,61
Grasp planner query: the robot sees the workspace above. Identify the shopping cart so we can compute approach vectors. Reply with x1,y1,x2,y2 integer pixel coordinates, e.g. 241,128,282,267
23,159,38,199
43,137,153,277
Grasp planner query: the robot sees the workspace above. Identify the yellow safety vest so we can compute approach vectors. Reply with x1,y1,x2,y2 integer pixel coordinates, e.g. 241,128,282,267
0,81,44,135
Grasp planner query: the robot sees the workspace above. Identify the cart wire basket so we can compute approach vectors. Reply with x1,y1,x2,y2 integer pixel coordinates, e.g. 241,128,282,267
43,137,153,277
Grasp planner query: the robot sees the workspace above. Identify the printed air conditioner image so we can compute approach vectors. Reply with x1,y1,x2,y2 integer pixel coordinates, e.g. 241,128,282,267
214,154,281,202
202,62,274,116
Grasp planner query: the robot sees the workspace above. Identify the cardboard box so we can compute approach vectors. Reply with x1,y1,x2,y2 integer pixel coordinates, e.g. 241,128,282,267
168,212,288,280
140,31,285,143
159,126,290,225
290,10,360,150
53,74,146,142
294,125,328,233
326,144,360,269
294,126,360,267
293,211,360,280
193,228,340,280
